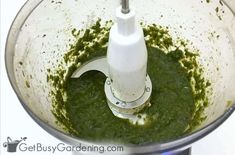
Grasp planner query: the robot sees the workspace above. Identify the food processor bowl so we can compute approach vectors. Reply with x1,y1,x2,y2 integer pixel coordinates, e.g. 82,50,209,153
5,0,235,154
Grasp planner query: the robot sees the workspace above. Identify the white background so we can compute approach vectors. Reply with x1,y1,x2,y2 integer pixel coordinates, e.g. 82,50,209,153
1,0,235,155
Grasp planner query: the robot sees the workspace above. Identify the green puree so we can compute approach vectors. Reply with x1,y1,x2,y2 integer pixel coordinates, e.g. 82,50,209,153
65,47,194,144
47,20,211,144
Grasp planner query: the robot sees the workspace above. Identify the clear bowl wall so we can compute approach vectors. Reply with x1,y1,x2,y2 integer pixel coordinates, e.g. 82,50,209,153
5,0,235,154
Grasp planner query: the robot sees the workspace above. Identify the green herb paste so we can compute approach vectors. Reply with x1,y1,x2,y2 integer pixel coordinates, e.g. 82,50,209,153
47,20,210,144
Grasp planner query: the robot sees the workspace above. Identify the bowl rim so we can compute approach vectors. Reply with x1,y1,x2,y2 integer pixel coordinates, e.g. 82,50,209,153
5,0,235,154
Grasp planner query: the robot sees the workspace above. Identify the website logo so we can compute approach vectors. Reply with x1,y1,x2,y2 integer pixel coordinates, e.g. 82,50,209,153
3,137,27,152
2,137,123,154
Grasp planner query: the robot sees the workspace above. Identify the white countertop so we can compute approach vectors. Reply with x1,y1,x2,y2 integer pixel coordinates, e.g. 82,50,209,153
1,0,235,154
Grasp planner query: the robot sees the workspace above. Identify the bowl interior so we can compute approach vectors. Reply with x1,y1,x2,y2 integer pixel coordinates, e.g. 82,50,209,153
6,0,235,147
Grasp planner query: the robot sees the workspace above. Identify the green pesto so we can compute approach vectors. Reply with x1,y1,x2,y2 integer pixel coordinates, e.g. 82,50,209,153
226,100,233,108
63,47,195,144
25,80,30,88
215,6,223,20
219,0,224,6
47,20,211,144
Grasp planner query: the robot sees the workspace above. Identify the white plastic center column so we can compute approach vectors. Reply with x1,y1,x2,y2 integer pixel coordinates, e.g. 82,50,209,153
107,6,148,102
